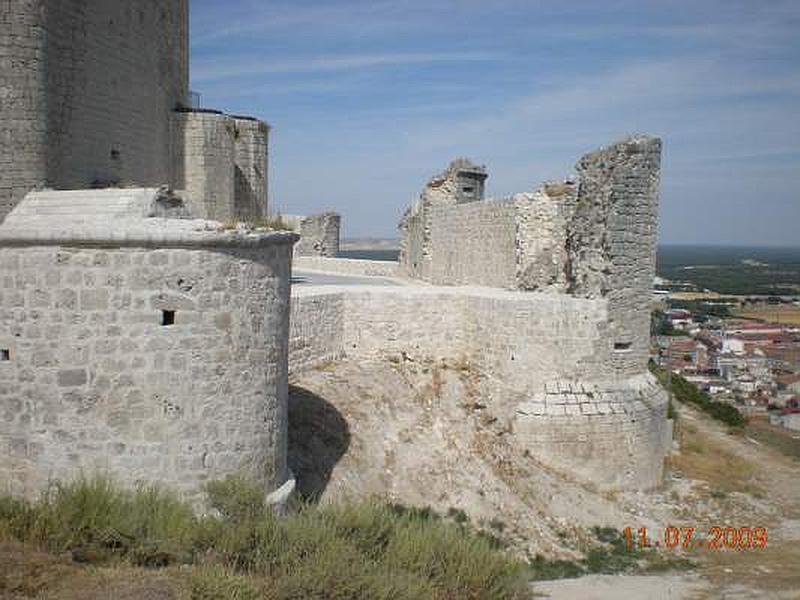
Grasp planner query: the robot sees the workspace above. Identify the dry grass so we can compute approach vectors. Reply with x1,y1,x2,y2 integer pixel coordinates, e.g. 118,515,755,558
734,307,800,325
701,539,800,594
0,541,187,600
669,426,763,498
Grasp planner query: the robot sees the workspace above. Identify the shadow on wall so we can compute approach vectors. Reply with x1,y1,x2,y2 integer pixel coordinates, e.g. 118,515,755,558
288,385,351,500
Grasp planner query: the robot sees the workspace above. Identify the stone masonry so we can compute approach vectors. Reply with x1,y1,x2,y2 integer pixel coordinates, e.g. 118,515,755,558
293,136,670,491
0,0,188,220
399,136,662,380
0,189,298,505
0,0,269,224
287,212,341,257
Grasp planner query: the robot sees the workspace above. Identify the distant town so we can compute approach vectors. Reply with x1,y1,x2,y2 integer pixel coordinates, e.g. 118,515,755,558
651,264,800,436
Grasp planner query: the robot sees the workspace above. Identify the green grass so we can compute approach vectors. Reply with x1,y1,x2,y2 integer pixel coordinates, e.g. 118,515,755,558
0,476,529,600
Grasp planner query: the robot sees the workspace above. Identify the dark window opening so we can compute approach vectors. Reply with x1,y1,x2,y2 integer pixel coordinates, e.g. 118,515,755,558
462,187,475,193
0,349,9,361
110,148,121,160
614,342,632,351
161,310,175,326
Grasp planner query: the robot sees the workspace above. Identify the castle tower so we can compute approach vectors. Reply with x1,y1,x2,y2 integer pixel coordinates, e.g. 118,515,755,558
0,0,189,221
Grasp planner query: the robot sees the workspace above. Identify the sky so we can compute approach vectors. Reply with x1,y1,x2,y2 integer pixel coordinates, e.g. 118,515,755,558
190,0,800,245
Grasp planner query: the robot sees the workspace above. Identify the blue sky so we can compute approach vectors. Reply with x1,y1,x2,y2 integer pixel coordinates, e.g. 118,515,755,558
191,0,799,245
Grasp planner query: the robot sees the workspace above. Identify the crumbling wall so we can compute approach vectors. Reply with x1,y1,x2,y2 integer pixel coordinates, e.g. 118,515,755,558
292,212,341,257
514,183,578,292
566,136,662,376
0,0,189,222
399,159,486,280
397,136,662,375
233,116,269,220
398,203,428,278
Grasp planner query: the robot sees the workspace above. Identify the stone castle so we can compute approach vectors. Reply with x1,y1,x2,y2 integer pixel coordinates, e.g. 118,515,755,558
291,136,670,491
0,0,670,507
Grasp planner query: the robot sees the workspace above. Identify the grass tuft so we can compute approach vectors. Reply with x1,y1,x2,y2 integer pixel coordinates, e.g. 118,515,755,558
0,476,529,599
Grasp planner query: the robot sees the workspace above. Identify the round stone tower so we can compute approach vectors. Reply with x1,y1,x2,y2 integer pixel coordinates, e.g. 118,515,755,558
0,189,297,507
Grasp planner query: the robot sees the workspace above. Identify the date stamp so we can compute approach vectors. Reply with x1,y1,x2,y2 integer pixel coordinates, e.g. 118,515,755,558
624,526,767,551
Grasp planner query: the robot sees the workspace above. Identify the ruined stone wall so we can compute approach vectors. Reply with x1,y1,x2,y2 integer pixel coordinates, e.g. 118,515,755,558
427,199,517,288
397,136,662,376
567,137,662,377
0,236,295,504
399,159,484,280
291,213,341,257
175,110,236,221
398,205,427,278
289,285,670,490
514,183,578,292
233,117,269,220
0,0,189,222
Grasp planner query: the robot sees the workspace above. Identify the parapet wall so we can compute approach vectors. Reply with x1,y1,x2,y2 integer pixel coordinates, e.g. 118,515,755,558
0,0,189,220
428,200,517,288
293,257,400,278
289,286,670,490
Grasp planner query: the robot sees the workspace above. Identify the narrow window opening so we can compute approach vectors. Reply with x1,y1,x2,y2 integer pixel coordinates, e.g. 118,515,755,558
0,349,9,362
161,310,175,326
462,186,474,193
614,342,632,351
110,148,121,160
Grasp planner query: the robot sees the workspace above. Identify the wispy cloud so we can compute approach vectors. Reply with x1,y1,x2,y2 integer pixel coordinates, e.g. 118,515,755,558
190,0,800,244
192,51,502,82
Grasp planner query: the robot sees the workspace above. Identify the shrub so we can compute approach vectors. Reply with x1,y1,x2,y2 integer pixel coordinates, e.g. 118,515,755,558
205,476,266,523
650,363,744,427
0,478,530,599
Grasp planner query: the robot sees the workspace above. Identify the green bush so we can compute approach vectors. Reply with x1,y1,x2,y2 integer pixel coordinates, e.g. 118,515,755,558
650,363,744,427
0,477,197,565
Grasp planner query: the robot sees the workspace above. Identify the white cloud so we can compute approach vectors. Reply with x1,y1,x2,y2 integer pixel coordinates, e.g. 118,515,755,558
192,51,502,82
